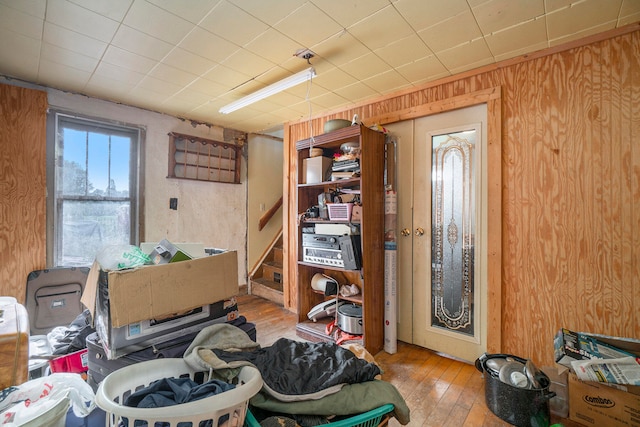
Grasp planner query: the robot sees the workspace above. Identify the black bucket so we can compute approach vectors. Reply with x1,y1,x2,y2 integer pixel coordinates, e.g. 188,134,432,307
475,353,556,427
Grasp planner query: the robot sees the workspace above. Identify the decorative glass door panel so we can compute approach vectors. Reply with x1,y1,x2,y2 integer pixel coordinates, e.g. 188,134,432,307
431,130,476,336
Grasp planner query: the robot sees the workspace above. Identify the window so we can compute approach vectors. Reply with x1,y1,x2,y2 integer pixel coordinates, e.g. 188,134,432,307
48,112,142,267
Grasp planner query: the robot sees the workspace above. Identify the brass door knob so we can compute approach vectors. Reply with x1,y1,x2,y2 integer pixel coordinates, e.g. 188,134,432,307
415,227,425,236
401,228,410,237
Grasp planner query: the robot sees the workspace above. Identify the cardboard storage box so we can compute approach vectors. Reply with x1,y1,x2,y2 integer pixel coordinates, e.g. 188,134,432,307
303,156,332,184
569,373,640,427
81,250,239,329
554,328,637,368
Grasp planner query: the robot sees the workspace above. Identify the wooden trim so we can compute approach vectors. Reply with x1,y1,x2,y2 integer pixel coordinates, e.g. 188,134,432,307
258,196,283,231
249,227,283,278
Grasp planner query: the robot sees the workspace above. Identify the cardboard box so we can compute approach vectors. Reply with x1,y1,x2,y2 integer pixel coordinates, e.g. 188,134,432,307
554,328,637,368
81,251,239,328
569,372,640,427
303,156,332,184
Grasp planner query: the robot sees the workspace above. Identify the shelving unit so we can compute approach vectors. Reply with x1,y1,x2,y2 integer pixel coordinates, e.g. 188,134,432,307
294,124,385,354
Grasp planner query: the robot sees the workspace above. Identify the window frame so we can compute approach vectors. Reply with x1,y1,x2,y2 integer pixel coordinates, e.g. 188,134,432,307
46,110,145,267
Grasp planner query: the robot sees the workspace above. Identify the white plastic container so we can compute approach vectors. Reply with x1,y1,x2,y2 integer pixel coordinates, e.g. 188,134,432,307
95,358,262,427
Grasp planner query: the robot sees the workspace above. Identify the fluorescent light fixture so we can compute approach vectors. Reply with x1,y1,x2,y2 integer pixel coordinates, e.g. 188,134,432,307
219,67,316,114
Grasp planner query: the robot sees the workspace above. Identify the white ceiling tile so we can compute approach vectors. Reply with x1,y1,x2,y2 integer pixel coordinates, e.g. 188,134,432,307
102,45,157,74
185,78,226,99
341,52,393,81
93,61,146,85
0,0,46,18
123,0,194,45
394,0,470,32
472,0,545,34
395,55,449,82
311,32,370,67
274,2,343,48
122,86,170,109
43,22,108,59
375,34,433,68
311,0,390,28
199,1,269,46
137,75,183,95
37,58,91,88
203,64,252,89
244,29,301,64
313,67,359,91
449,54,494,75
310,90,350,109
46,0,119,42
333,81,379,102
544,0,573,13
418,9,483,53
484,16,547,57
227,0,307,26
619,10,640,26
436,38,493,71
620,0,640,20
494,40,548,61
348,5,414,51
363,69,411,94
549,21,616,46
0,28,41,80
68,0,133,22
147,0,220,24
85,74,137,99
41,42,99,72
221,48,276,78
179,27,238,63
149,63,199,86
111,25,173,61
162,48,217,75
546,0,622,39
0,3,44,39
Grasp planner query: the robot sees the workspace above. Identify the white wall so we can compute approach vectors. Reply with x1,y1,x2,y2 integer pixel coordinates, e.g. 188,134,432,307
247,133,283,274
47,89,248,285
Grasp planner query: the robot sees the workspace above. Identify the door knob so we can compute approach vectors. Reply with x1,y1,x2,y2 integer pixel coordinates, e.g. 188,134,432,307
401,228,410,237
415,227,425,236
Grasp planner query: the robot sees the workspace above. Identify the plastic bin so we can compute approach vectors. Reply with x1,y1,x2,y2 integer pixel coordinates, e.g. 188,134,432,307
244,403,394,427
95,358,263,427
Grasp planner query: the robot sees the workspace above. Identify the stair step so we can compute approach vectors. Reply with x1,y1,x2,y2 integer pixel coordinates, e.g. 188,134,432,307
262,261,283,283
251,277,283,306
272,247,283,264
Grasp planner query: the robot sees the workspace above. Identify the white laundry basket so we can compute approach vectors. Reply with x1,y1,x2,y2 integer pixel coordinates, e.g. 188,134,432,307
95,358,262,427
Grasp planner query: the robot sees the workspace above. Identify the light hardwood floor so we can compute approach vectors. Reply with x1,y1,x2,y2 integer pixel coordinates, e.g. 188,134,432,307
236,294,582,427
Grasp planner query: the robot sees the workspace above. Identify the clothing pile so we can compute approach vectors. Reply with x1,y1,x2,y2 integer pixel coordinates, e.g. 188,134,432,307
183,324,411,426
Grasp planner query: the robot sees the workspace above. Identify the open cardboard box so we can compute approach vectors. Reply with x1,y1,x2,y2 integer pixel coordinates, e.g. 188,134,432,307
81,251,239,328
552,331,640,427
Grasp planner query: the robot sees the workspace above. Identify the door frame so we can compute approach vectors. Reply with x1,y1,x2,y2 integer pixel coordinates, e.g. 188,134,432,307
369,86,503,354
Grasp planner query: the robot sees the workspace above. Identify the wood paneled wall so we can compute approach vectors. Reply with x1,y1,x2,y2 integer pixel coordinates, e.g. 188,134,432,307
0,84,47,302
284,26,640,365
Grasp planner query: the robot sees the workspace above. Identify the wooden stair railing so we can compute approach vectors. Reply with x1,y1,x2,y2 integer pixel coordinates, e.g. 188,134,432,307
258,196,283,231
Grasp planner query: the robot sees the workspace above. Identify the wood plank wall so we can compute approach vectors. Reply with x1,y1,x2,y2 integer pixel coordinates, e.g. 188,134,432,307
0,84,47,302
284,26,640,366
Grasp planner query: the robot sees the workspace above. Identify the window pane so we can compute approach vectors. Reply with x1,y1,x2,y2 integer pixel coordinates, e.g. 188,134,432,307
111,136,130,197
60,200,131,266
87,132,110,196
61,128,87,196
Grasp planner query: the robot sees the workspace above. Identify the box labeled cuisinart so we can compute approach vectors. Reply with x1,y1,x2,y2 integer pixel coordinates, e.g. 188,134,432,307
569,373,640,427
